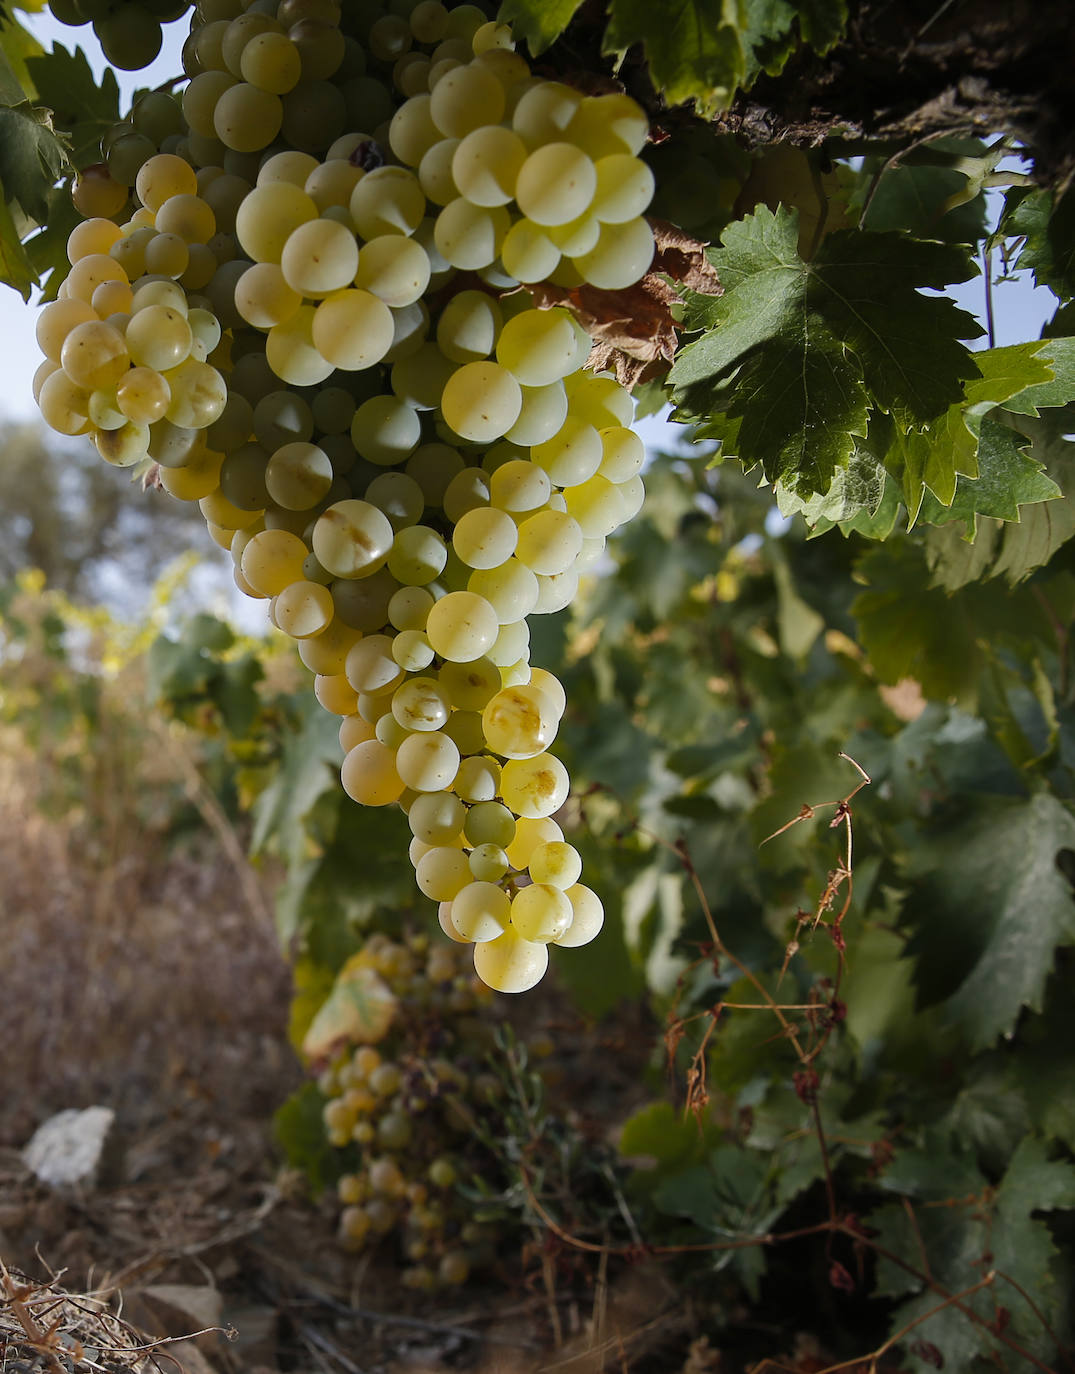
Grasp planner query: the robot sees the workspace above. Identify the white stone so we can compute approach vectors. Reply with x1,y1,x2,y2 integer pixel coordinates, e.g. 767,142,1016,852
22,1107,116,1190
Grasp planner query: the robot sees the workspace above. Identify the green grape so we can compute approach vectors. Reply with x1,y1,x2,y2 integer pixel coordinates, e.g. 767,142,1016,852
532,417,603,486
433,198,509,270
415,846,470,900
567,92,649,159
163,358,228,428
418,137,460,206
235,180,318,262
452,506,518,570
116,365,171,424
514,509,583,577
332,568,400,632
346,634,405,694
272,579,335,638
254,389,314,450
396,730,460,790
487,617,529,669
473,926,548,992
266,440,334,509
350,165,426,238
312,289,396,370
495,308,582,388
290,18,347,80
440,361,521,443
572,217,655,290
405,441,464,507
515,142,596,227
449,880,509,941
468,843,509,882
528,839,582,889
60,320,130,390
94,420,151,467
500,752,570,819
463,800,515,848
392,628,434,671
239,28,302,92
126,305,193,372
266,304,336,385
500,217,559,283
451,125,525,207
437,655,499,710
235,262,303,329
391,342,457,411
351,394,422,465
312,498,394,578
314,671,359,716
387,525,448,585
591,153,655,223
467,559,538,624
280,217,360,296
564,472,627,538
408,790,465,845
554,883,604,947
510,883,572,942
305,158,363,212
365,470,424,529
182,70,236,138
95,6,163,70
342,739,405,805
388,92,441,167
425,590,499,663
505,381,568,447
454,754,500,802
392,676,451,732
435,289,501,364
429,60,503,137
355,234,431,307
388,584,434,631
442,467,490,523
482,683,558,760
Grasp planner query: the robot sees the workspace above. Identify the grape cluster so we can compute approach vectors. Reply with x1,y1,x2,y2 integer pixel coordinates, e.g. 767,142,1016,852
318,930,499,1290
36,0,656,992
49,0,189,70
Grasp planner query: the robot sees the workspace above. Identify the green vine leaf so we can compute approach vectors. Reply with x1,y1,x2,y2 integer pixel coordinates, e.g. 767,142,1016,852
670,206,982,497
905,790,1075,1050
494,0,583,55
25,42,119,170
0,181,35,298
603,0,745,115
1002,184,1075,302
0,100,67,222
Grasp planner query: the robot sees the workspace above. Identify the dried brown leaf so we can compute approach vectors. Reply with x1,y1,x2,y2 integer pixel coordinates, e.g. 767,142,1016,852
529,220,720,388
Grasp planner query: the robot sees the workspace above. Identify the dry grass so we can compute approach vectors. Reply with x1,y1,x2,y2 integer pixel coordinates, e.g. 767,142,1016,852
0,625,299,1152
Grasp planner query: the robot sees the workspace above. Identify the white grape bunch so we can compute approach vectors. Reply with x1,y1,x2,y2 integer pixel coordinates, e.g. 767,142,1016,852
36,0,655,994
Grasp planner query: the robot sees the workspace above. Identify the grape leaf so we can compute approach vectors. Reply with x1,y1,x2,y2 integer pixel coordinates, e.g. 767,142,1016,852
0,181,36,298
0,12,43,97
22,182,79,299
867,1138,1074,1371
1003,336,1075,415
904,790,1075,1050
990,426,1075,584
738,0,797,83
1003,184,1075,302
0,101,67,221
851,541,985,702
888,341,1058,520
774,438,887,527
795,0,846,51
25,43,119,170
918,416,1061,546
603,0,745,115
494,0,584,55
670,206,981,497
